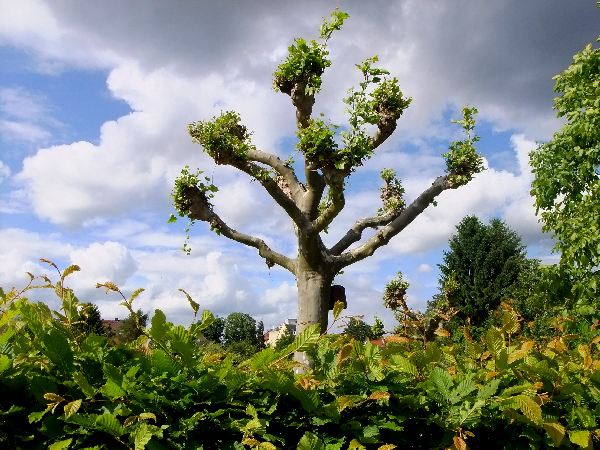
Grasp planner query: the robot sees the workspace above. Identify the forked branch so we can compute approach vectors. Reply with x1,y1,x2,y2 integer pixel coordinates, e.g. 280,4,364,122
334,175,452,268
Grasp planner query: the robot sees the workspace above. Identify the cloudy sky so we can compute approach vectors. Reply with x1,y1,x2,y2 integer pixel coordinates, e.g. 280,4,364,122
0,0,597,330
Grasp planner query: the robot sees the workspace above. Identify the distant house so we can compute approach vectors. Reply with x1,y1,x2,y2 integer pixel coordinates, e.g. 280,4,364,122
101,318,123,333
265,319,297,347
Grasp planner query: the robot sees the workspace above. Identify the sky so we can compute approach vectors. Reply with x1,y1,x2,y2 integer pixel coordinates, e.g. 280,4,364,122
0,0,598,331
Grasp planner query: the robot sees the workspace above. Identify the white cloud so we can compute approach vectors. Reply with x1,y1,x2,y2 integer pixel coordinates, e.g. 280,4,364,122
0,160,10,182
418,263,431,273
68,241,137,289
0,120,51,142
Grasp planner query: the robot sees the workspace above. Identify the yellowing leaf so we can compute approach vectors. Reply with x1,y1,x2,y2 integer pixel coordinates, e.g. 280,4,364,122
61,265,81,280
385,335,411,344
434,327,450,338
49,438,72,450
369,391,390,401
515,395,543,425
138,412,157,422
543,421,565,447
63,399,82,419
377,445,397,450
453,435,469,450
569,430,592,449
44,393,65,403
348,439,366,450
332,299,345,320
336,342,353,365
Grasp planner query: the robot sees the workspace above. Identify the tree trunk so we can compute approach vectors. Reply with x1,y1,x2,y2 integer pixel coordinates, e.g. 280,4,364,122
293,269,331,369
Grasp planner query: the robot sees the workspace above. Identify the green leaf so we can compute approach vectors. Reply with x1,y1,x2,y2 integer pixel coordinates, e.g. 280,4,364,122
281,323,321,357
179,288,199,315
96,413,125,437
167,213,177,223
73,372,96,398
0,354,11,373
42,328,74,371
476,379,500,400
64,399,82,419
390,354,418,377
28,406,50,424
514,395,542,425
569,430,592,448
49,438,73,450
297,431,325,450
150,309,169,342
132,422,153,450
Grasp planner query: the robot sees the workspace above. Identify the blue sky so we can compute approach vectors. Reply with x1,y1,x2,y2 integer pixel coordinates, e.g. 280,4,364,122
0,1,598,330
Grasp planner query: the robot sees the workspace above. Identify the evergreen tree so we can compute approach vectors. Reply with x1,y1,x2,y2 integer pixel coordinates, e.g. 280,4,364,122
76,303,108,336
438,216,526,329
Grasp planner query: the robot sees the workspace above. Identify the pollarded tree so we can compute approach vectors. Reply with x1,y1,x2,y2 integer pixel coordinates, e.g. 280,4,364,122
172,10,483,363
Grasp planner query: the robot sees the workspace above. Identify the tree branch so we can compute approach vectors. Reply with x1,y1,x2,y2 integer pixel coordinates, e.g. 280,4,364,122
185,186,296,273
247,148,305,201
229,159,311,232
291,81,315,129
371,113,397,149
329,210,395,255
312,186,345,233
334,175,452,268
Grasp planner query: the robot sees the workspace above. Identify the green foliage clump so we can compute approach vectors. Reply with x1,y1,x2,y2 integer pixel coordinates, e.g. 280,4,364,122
379,168,406,214
340,56,412,170
188,110,253,164
443,106,484,187
382,272,410,311
296,116,338,169
1,263,600,449
170,165,219,253
273,9,348,96
530,37,599,300
171,165,218,219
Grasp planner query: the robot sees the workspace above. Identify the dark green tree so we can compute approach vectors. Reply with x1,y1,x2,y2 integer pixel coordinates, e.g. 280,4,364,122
116,309,148,343
223,312,262,351
202,316,225,343
343,317,374,342
75,302,107,336
438,216,527,329
530,35,599,302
